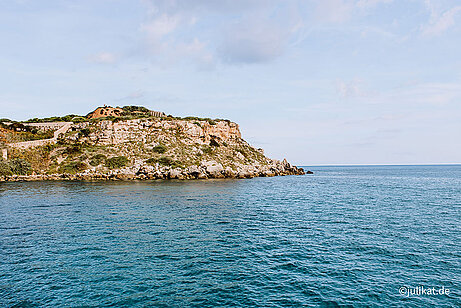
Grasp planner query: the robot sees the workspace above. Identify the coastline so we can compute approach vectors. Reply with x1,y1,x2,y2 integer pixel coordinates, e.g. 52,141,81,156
0,162,305,182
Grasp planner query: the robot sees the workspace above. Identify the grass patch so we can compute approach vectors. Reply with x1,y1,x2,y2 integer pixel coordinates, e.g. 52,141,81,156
146,156,182,168
202,146,212,154
105,156,129,169
152,145,167,154
89,154,107,166
59,161,87,174
64,144,82,156
0,160,12,176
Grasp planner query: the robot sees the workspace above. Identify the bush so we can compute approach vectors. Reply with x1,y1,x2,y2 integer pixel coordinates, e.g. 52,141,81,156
9,159,32,175
65,145,82,155
157,156,173,166
25,114,82,123
122,106,150,113
202,146,212,154
152,145,167,154
209,138,220,147
145,158,157,166
146,156,176,166
89,154,107,166
80,128,91,137
105,156,129,169
59,161,87,174
0,160,12,176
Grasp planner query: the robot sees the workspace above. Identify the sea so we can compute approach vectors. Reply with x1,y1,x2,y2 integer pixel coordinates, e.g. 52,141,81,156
0,165,460,307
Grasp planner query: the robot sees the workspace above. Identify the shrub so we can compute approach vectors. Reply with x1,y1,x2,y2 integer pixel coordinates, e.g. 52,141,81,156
80,128,91,137
157,156,173,166
202,146,212,154
209,138,220,147
105,156,129,169
0,160,12,176
152,145,167,154
122,106,150,113
89,154,107,166
145,158,157,166
59,161,87,174
65,144,82,155
207,119,216,125
145,156,175,166
9,159,32,175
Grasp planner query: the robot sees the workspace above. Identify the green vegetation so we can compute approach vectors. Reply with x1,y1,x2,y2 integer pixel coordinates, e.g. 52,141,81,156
0,122,54,142
0,159,32,176
165,115,227,125
25,114,85,123
58,161,87,174
209,138,220,147
64,145,82,156
202,146,212,154
146,156,182,168
10,159,32,175
80,128,91,137
89,154,107,166
0,160,12,176
157,156,173,166
122,106,150,114
152,145,167,153
105,156,129,169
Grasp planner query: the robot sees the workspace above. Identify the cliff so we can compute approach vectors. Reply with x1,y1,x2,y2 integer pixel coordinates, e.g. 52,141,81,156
0,115,304,181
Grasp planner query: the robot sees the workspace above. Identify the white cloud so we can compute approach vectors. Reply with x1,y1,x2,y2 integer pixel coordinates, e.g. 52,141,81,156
355,0,393,10
314,0,355,24
219,18,289,64
88,52,117,64
336,79,368,98
140,13,181,51
422,1,461,36
136,0,402,67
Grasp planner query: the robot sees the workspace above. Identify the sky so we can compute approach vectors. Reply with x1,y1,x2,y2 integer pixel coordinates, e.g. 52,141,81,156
0,0,460,165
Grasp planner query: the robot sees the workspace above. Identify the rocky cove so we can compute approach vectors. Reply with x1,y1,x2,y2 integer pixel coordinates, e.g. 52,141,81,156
0,108,305,182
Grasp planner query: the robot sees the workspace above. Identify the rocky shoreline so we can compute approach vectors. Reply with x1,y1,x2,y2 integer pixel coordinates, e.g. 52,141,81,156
0,159,306,182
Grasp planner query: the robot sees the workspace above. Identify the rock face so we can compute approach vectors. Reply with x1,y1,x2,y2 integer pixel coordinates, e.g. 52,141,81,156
1,116,305,182
76,118,242,146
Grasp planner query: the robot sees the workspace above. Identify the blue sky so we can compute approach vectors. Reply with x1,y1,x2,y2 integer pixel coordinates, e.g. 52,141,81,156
1,0,460,165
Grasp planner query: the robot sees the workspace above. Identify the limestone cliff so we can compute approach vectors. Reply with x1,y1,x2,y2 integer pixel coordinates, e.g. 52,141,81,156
1,116,304,181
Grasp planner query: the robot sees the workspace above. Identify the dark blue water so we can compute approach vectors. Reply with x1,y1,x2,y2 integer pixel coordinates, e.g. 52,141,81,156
1,165,460,307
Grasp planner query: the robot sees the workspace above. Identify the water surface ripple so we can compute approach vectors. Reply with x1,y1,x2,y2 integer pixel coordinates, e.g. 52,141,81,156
0,165,460,307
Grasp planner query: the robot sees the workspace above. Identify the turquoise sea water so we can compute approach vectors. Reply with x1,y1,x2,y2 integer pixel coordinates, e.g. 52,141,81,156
0,165,460,307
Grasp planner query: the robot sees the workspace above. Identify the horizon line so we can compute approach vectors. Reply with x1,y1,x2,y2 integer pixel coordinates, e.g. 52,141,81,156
299,163,461,167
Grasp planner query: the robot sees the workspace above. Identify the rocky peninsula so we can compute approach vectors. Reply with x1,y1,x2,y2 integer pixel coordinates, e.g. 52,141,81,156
0,106,305,182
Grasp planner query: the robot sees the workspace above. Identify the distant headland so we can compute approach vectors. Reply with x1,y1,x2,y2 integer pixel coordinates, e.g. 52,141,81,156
0,106,305,181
